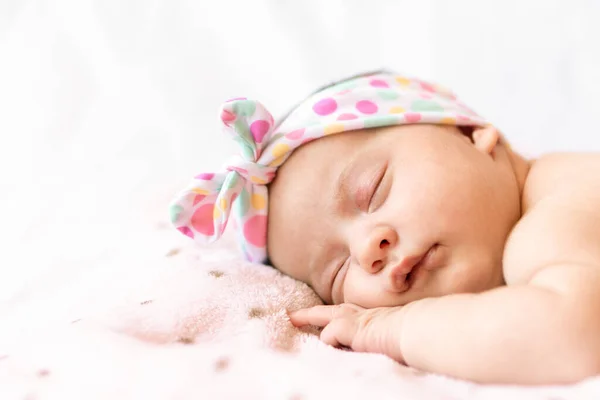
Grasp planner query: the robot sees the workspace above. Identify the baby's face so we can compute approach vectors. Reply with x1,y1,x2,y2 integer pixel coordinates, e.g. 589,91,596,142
267,124,521,307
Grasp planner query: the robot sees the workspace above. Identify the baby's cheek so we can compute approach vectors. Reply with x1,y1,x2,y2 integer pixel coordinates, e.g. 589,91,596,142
444,258,501,295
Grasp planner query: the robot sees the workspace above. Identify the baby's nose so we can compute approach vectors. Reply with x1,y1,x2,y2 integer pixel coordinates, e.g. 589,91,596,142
356,226,398,274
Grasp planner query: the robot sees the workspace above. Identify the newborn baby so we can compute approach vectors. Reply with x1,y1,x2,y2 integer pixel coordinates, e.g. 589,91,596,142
170,70,600,385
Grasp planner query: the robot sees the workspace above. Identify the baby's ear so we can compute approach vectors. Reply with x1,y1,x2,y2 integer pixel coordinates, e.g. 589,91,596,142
472,125,500,155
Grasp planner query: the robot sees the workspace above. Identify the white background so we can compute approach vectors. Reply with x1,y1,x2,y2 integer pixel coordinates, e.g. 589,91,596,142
1,0,600,303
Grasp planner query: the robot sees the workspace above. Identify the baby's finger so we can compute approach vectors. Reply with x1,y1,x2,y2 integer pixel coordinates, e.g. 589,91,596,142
288,305,338,327
320,318,356,349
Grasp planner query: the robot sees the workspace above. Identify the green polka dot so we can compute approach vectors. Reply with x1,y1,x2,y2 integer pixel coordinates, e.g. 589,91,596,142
169,204,183,223
236,187,250,216
223,173,240,191
232,100,256,117
233,119,254,144
364,115,399,128
377,90,399,100
328,80,357,92
233,136,255,159
305,118,324,127
411,100,444,112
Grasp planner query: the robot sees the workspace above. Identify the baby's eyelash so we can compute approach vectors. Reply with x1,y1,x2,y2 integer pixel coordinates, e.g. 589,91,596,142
367,165,387,212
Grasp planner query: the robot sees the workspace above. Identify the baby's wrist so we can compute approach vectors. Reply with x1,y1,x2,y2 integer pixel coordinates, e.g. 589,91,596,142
376,304,416,364
391,298,430,365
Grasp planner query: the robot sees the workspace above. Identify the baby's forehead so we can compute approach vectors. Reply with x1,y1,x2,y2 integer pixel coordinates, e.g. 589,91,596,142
267,133,365,273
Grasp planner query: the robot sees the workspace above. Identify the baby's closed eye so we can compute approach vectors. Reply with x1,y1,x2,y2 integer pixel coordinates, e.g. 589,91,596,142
367,163,390,213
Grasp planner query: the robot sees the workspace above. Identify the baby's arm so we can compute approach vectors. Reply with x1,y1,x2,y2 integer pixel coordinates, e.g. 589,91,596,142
399,196,600,384
399,270,600,384
291,184,600,383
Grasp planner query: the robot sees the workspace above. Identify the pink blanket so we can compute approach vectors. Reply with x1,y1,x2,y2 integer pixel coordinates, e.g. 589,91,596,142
1,226,599,399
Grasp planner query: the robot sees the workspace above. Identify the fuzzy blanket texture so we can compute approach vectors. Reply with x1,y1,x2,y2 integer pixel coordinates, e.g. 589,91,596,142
2,223,600,400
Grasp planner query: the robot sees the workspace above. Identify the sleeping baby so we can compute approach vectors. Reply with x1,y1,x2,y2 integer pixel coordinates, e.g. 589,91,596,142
169,70,600,385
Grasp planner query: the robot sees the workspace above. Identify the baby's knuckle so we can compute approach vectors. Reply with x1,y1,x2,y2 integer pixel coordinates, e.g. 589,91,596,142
358,309,384,330
335,304,356,317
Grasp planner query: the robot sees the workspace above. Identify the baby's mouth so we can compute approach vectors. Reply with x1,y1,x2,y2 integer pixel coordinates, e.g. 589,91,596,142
393,244,440,292
405,269,415,284
403,260,422,288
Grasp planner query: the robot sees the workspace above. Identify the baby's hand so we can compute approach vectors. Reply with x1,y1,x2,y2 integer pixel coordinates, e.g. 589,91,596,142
288,304,406,362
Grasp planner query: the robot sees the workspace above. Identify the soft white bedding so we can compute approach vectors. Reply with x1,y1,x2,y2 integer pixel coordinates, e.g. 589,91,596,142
2,1,600,398
2,226,600,399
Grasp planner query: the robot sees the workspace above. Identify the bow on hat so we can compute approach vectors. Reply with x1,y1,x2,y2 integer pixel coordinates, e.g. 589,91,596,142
169,98,283,262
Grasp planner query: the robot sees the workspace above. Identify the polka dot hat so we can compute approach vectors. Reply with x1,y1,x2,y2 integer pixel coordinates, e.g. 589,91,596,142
169,70,488,263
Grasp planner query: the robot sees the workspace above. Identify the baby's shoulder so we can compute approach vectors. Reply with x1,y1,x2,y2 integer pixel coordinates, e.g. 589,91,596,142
522,152,600,209
503,152,600,285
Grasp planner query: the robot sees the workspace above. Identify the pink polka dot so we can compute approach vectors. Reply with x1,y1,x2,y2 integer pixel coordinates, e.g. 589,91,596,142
419,92,433,99
243,215,267,247
356,100,378,114
221,109,236,124
225,97,246,102
177,226,194,238
420,82,436,92
285,128,305,140
369,79,389,88
337,113,358,121
313,98,338,116
191,203,215,236
250,120,270,143
195,173,214,180
266,171,276,181
228,166,248,175
193,194,205,206
404,113,422,123
457,115,471,121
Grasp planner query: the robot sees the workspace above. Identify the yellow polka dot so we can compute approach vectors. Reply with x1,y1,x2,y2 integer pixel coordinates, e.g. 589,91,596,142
250,176,267,184
192,188,210,195
269,155,286,168
220,198,227,211
213,206,221,220
440,117,456,125
389,106,405,114
434,84,456,97
251,194,266,210
324,123,345,135
271,143,290,160
395,76,411,86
